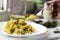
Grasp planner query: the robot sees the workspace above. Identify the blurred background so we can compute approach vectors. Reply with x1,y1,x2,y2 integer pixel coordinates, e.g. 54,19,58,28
0,0,51,21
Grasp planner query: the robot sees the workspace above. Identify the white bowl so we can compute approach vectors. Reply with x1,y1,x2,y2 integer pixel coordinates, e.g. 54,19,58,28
0,21,47,40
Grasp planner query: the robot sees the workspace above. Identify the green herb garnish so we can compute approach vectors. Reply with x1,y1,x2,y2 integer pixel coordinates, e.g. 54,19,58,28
42,21,57,28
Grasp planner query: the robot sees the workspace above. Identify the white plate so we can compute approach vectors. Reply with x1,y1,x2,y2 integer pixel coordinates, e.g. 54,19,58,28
0,21,47,38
